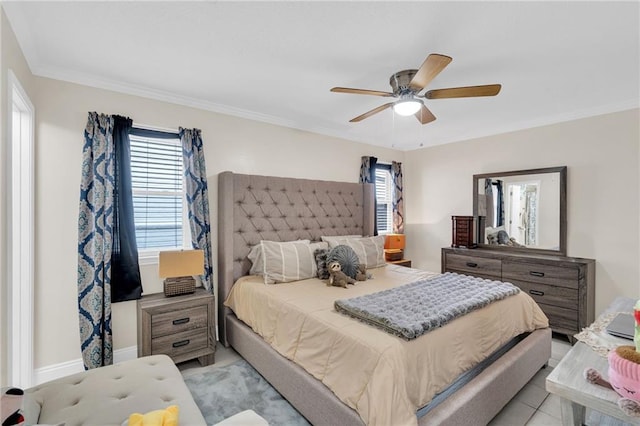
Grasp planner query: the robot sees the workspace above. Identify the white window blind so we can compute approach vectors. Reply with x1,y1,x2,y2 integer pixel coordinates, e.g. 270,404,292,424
375,166,393,234
130,133,184,251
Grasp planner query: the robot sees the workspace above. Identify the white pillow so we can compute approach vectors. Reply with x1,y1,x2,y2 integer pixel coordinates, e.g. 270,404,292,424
259,240,327,284
485,225,505,235
248,239,310,275
485,226,506,244
321,235,362,248
339,235,386,269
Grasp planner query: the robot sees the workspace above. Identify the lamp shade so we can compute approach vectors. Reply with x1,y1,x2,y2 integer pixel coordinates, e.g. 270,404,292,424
158,249,204,278
384,234,406,250
393,99,422,116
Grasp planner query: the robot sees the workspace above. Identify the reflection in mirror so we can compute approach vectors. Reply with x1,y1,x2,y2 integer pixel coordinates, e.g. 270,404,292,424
473,167,566,255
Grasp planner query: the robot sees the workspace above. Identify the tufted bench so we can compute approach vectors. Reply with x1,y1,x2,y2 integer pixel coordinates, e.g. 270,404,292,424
24,354,206,425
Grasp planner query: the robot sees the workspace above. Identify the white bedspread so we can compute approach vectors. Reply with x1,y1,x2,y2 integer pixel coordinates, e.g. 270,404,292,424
225,265,549,426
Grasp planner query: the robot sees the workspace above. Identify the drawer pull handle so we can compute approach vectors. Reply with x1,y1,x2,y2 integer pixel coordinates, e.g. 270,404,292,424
466,262,478,268
529,290,545,296
172,339,190,348
529,271,545,277
172,318,190,325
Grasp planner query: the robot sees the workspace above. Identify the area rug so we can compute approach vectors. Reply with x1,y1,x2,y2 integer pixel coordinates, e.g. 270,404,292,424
183,358,310,425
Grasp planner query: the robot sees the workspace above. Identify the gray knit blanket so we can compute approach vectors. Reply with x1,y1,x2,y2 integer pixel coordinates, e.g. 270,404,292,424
334,272,520,340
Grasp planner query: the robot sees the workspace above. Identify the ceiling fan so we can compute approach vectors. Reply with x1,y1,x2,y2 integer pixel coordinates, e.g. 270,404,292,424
330,53,501,124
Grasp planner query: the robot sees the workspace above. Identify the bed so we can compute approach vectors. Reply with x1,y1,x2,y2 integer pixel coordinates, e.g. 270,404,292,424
217,171,552,426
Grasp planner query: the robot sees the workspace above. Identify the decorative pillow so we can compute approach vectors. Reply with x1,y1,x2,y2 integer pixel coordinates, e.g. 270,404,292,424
314,248,330,280
326,245,361,279
260,240,324,284
247,239,310,276
341,235,386,269
126,405,179,426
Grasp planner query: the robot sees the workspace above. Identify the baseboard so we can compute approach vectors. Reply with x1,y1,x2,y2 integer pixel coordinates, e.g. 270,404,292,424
33,346,138,385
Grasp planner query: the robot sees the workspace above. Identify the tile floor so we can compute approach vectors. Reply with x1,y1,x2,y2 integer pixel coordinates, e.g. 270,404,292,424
489,334,632,426
182,334,632,425
487,333,571,426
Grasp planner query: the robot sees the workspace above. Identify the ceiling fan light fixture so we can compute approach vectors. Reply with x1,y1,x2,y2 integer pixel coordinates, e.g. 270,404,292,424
393,98,422,116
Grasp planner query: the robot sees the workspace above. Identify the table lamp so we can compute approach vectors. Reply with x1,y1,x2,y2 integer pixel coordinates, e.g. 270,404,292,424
158,249,204,297
384,234,406,261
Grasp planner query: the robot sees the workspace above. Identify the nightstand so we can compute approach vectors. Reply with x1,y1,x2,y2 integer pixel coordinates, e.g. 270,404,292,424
388,259,412,267
137,287,215,366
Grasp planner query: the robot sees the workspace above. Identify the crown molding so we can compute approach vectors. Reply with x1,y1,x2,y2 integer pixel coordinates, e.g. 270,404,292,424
31,63,366,141
30,64,638,152
411,98,640,151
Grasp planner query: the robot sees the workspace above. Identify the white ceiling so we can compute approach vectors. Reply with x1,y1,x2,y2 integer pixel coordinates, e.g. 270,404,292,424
3,1,639,151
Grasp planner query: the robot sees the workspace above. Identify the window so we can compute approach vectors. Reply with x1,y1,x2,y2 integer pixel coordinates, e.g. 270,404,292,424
375,164,393,234
130,129,187,258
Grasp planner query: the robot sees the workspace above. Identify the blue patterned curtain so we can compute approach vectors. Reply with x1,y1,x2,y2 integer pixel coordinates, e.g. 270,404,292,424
391,161,404,234
180,128,213,291
77,112,115,369
359,156,378,236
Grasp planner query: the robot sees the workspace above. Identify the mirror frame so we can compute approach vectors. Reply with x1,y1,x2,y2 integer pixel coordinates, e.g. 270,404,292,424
472,166,567,256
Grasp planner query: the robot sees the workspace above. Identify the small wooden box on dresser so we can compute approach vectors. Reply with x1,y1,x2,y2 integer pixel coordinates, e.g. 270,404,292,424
137,287,215,366
441,247,595,342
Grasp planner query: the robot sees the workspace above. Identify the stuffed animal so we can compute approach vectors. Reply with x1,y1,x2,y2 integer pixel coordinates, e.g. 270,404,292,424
327,261,356,288
1,387,25,426
496,230,511,245
506,237,525,247
584,361,640,417
584,305,640,419
355,264,368,281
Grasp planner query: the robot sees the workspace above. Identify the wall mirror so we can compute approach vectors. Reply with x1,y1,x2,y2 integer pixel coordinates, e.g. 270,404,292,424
473,166,567,255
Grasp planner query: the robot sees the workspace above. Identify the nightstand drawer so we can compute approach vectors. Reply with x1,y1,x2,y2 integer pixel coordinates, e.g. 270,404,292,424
137,288,215,366
445,253,501,278
502,261,578,289
151,306,208,338
151,328,208,358
509,279,578,310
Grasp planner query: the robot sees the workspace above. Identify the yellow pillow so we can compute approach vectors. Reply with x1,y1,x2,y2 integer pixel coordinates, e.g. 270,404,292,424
128,405,179,426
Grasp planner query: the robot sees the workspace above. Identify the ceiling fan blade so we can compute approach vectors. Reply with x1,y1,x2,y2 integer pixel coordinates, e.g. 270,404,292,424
415,104,436,124
331,87,395,97
409,54,453,91
425,84,502,99
349,102,394,122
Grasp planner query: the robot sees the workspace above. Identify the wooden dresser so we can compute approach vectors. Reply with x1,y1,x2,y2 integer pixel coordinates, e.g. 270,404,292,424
137,287,215,366
441,247,595,341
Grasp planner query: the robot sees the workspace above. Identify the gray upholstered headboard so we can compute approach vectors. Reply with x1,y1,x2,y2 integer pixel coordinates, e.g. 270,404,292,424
217,171,374,345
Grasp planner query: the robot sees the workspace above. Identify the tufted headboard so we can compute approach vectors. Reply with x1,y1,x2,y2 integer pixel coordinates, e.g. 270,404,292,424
217,171,374,344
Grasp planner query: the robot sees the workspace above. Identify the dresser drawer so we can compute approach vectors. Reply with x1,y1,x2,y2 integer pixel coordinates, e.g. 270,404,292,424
152,328,208,358
445,253,501,278
502,261,578,289
151,305,208,338
538,302,578,334
509,279,578,310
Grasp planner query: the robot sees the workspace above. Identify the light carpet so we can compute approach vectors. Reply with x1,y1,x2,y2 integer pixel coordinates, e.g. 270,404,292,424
183,358,310,425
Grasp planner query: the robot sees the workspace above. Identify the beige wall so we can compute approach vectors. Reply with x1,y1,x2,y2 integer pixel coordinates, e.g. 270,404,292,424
32,76,401,369
1,8,36,387
3,5,638,377
403,109,640,316
22,75,640,373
